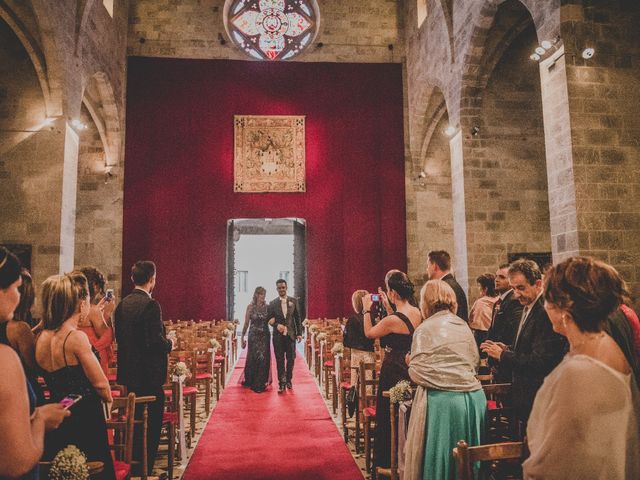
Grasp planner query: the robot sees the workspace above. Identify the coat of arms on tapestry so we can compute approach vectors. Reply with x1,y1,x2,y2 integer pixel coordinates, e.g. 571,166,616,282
234,115,306,193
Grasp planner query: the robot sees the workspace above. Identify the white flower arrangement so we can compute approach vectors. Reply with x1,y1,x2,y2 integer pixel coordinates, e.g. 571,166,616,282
309,325,319,335
222,328,233,339
316,332,327,343
302,319,310,327
389,380,412,404
49,445,89,480
209,338,221,351
172,361,191,378
233,319,240,325
331,342,344,357
227,321,235,330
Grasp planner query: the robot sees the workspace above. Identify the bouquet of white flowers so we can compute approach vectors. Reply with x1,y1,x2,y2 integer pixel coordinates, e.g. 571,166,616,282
226,321,235,330
49,445,89,480
331,342,344,357
389,380,412,404
233,319,240,325
302,319,310,327
209,338,221,351
316,332,327,342
222,328,233,339
172,361,191,378
309,325,319,335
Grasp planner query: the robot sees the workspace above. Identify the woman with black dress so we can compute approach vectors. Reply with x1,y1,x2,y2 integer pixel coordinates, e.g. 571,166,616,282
362,270,421,471
35,271,115,479
241,286,273,393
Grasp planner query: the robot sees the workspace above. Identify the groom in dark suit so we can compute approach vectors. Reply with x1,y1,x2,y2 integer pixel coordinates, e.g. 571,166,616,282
267,279,302,393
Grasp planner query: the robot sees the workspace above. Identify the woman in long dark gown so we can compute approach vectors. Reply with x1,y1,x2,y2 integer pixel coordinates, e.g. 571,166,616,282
362,270,422,471
241,286,273,393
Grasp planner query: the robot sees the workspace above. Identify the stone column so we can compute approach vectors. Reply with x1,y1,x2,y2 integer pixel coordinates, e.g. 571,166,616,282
449,130,470,293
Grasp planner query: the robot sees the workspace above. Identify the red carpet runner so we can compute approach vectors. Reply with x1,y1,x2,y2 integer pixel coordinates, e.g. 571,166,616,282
183,350,363,479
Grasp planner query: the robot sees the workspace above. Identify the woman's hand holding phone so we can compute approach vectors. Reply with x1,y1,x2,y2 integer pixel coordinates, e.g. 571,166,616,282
34,403,70,431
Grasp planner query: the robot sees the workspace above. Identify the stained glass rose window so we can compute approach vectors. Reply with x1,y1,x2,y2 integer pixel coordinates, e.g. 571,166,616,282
224,0,320,61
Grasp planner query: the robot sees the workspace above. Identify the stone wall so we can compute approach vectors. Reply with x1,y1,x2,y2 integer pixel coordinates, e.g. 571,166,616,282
128,0,404,63
0,1,128,303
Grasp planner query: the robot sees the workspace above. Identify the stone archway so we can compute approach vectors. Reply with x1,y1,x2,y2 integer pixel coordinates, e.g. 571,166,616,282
455,0,553,297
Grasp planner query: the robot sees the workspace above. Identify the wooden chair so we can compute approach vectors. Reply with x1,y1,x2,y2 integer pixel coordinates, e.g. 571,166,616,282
107,392,136,480
452,440,525,480
376,391,399,480
482,383,515,442
341,363,361,453
160,381,178,478
193,347,213,412
360,361,379,474
133,395,156,480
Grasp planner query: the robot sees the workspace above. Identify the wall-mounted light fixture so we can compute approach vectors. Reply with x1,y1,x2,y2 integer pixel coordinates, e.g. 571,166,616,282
444,125,458,137
70,119,87,131
529,36,561,63
581,47,595,59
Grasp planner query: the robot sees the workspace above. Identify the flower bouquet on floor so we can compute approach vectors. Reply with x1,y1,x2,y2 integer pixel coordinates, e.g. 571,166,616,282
49,445,89,480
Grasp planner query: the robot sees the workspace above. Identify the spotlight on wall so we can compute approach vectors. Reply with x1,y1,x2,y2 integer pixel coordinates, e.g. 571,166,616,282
582,47,595,59
415,170,427,180
70,119,87,131
316,42,324,49
471,125,480,136
529,38,561,62
104,165,114,184
444,125,457,137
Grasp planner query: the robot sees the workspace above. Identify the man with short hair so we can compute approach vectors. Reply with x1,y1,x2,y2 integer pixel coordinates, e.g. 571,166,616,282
426,250,469,322
267,279,302,393
486,263,524,382
115,261,173,475
481,259,567,430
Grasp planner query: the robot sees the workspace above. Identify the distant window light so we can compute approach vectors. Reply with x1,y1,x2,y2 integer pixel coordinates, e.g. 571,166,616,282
103,0,114,17
236,271,248,293
417,0,427,28
279,271,290,284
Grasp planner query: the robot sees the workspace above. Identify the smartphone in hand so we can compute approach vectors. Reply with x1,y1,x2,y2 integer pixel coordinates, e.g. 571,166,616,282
59,394,83,410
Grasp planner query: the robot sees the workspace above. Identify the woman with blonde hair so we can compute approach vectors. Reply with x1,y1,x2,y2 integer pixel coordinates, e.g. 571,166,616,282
35,272,115,479
0,248,68,479
343,289,375,384
404,280,485,479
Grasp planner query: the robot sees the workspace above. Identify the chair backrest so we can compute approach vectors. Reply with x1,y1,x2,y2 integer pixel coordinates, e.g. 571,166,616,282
358,362,378,409
452,440,525,480
108,392,136,465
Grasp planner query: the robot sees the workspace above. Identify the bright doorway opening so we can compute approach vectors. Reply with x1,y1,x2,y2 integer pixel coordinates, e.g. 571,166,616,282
227,218,307,322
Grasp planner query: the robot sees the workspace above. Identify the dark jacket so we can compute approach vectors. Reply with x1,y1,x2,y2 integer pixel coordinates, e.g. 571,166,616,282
268,296,302,341
605,308,640,382
442,273,468,322
500,295,568,423
115,289,172,388
343,313,374,352
487,289,523,347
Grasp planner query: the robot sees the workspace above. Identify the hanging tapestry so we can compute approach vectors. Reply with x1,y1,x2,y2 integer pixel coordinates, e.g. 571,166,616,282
234,115,306,193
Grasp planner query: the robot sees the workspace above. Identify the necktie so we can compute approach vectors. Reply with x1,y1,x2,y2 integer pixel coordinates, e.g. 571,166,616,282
514,305,529,348
490,298,502,329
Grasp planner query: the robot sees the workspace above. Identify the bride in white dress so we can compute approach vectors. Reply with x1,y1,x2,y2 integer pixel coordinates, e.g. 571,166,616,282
524,257,640,480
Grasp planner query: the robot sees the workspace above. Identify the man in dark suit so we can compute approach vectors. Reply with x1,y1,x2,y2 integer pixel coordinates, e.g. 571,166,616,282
482,259,567,432
267,279,302,393
426,250,469,322
487,263,524,382
115,261,173,474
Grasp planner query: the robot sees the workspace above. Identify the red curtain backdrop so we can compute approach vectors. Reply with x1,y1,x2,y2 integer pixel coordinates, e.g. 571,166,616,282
124,58,406,319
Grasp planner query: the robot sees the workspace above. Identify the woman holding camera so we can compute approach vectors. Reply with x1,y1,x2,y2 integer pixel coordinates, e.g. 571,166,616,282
35,271,115,479
77,266,115,375
363,270,421,471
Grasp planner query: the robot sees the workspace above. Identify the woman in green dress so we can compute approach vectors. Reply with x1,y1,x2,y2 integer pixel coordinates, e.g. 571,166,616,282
404,279,486,479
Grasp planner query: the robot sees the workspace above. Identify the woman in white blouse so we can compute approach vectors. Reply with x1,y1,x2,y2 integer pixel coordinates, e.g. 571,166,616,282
524,257,640,479
404,280,486,479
